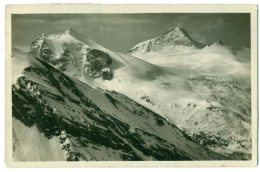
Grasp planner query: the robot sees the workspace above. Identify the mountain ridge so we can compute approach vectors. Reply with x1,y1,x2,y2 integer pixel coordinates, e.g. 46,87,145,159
12,27,251,161
127,27,206,56
12,48,231,161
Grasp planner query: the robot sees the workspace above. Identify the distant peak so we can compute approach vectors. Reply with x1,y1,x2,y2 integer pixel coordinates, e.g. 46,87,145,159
175,27,185,31
164,27,185,34
162,27,191,38
128,26,206,55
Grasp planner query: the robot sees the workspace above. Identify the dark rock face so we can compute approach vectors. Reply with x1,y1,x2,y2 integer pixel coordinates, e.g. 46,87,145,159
12,60,137,160
12,58,230,161
84,49,113,80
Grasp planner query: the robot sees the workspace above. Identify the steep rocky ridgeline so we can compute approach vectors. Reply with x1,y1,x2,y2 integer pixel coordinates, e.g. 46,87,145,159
12,56,230,161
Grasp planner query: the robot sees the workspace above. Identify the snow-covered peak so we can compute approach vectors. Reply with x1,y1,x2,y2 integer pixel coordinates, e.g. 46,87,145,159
127,27,206,56
175,26,182,30
29,29,164,82
156,27,195,46
29,29,117,80
44,28,83,43
30,29,85,54
162,27,187,38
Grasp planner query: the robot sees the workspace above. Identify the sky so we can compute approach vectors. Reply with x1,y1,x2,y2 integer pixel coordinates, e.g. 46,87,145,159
12,13,250,52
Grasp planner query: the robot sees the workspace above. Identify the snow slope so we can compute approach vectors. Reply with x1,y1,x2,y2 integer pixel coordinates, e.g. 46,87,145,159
134,41,250,77
13,118,66,161
27,28,251,159
124,30,251,157
12,48,231,161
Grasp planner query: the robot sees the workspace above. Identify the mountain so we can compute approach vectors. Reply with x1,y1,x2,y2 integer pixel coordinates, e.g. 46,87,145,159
30,28,115,80
16,28,252,160
124,28,251,158
29,28,165,83
127,27,206,56
130,38,250,77
11,47,230,161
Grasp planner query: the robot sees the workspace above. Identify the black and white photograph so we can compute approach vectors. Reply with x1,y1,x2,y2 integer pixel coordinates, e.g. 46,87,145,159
4,4,258,167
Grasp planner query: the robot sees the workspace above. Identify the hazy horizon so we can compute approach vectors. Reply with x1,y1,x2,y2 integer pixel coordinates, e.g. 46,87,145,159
12,13,250,52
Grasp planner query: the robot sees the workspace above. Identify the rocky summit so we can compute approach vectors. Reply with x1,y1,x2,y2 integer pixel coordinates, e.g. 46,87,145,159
30,29,114,80
127,27,206,56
